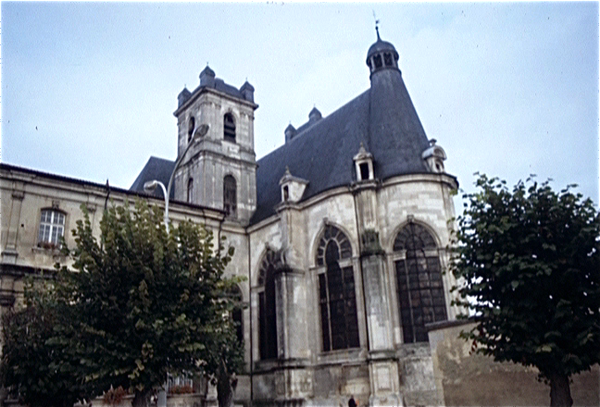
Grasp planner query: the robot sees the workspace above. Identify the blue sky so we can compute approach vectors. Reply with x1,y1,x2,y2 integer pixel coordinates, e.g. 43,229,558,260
2,2,598,205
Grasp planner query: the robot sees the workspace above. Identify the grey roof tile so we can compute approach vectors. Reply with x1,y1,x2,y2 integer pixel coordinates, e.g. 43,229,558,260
250,68,433,224
129,157,175,199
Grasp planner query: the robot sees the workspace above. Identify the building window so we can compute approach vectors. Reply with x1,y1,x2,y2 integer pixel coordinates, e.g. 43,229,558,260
223,175,237,218
282,185,289,201
258,250,278,360
384,52,393,66
224,113,236,143
188,116,195,142
316,225,359,352
38,209,65,247
359,163,370,181
393,223,447,343
187,178,194,203
373,54,383,69
228,285,244,345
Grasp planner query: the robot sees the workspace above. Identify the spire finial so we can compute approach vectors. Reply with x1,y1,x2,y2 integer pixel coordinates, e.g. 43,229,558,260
373,11,380,40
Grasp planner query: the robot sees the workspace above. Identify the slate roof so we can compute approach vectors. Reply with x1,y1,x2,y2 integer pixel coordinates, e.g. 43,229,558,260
129,157,175,199
251,65,432,224
131,39,448,226
367,39,398,60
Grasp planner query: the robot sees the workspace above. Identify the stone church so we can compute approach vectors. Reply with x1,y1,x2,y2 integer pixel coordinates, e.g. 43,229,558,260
1,34,464,406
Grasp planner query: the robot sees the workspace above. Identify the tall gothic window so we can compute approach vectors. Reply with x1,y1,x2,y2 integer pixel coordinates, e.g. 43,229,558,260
229,285,244,345
187,178,194,203
257,250,278,360
38,209,65,247
224,113,236,143
316,225,359,352
393,223,447,343
223,175,237,218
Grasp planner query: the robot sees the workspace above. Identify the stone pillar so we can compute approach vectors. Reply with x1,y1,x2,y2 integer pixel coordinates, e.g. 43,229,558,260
272,268,312,400
275,269,308,360
353,183,402,406
2,189,24,264
362,254,401,406
272,201,312,400
361,254,393,350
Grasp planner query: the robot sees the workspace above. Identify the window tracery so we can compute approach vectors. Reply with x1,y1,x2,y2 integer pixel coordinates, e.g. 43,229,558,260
257,249,278,360
393,222,447,343
315,225,359,351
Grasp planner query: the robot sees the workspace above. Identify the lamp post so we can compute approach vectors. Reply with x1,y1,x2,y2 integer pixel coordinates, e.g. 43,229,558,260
143,123,209,407
144,124,210,233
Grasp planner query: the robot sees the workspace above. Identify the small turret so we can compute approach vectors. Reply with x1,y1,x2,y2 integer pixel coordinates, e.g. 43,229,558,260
366,28,399,77
285,124,297,144
199,65,216,87
240,81,255,102
309,107,322,123
177,88,192,109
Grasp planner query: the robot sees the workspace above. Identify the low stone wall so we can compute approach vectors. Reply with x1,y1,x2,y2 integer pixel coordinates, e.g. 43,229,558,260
428,321,599,407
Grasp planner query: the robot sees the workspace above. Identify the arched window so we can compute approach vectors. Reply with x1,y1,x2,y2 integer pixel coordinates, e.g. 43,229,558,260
38,209,65,248
187,178,194,203
257,250,278,360
223,175,237,218
229,285,244,345
384,52,393,66
393,223,447,343
188,116,195,142
373,54,383,69
316,225,359,351
224,113,236,143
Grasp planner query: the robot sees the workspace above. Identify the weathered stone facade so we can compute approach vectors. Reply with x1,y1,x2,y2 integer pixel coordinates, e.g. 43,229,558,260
5,36,560,407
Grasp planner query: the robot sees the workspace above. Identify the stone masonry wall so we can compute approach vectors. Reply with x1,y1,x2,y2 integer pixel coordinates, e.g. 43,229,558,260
428,321,599,407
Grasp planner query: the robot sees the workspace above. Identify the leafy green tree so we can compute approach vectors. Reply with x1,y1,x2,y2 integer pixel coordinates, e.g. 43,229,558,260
29,201,243,407
1,280,92,407
451,174,600,407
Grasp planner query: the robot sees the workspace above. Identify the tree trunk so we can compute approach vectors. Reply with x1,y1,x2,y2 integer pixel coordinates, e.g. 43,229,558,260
216,358,236,407
550,373,573,407
0,387,8,407
132,389,152,407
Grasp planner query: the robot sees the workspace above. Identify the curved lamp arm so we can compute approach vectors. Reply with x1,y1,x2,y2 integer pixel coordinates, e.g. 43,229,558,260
143,123,210,234
143,180,169,232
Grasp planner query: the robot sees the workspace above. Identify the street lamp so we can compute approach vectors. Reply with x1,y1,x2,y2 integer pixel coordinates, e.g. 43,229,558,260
144,123,210,233
143,123,209,407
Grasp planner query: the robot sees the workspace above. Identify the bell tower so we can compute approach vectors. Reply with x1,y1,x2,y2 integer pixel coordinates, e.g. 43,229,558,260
173,66,258,224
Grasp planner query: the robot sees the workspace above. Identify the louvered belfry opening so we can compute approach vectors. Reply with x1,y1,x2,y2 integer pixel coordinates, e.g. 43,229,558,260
224,113,236,143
